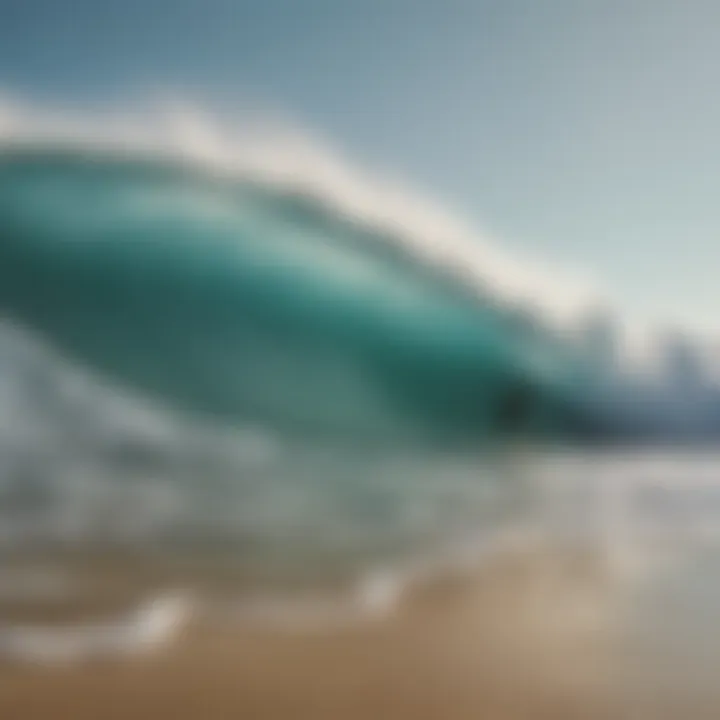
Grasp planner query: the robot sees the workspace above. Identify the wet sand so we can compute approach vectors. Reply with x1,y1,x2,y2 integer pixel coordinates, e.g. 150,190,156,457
0,549,620,720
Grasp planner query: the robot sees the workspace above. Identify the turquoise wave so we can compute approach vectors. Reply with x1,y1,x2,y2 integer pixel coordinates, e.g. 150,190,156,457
0,148,608,443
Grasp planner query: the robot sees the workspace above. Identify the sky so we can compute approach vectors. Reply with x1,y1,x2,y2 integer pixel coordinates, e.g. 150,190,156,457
2,0,720,332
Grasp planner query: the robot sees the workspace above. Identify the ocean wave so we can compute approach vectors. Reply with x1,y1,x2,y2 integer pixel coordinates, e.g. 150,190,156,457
0,95,714,590
0,93,598,319
0,123,609,441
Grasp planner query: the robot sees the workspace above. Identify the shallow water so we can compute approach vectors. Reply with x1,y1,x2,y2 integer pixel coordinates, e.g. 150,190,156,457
4,445,720,720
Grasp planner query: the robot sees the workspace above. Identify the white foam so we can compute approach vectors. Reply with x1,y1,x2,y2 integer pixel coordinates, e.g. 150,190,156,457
357,568,405,616
226,568,408,633
0,592,193,665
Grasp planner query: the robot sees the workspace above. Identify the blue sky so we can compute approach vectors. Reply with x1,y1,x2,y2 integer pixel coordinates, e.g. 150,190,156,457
2,0,720,330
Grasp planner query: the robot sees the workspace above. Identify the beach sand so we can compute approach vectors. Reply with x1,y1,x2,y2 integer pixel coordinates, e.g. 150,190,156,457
0,548,623,719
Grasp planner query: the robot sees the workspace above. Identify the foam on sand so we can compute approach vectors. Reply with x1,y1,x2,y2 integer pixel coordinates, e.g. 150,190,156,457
0,592,193,665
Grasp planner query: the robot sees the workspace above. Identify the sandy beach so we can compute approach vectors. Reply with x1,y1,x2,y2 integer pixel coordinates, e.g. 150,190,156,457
0,548,621,720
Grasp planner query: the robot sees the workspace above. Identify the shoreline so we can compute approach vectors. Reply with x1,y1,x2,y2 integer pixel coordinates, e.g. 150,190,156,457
0,546,620,719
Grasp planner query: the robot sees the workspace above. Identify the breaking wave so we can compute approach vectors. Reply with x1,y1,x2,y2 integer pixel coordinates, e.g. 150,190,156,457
0,94,623,444
0,95,708,599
